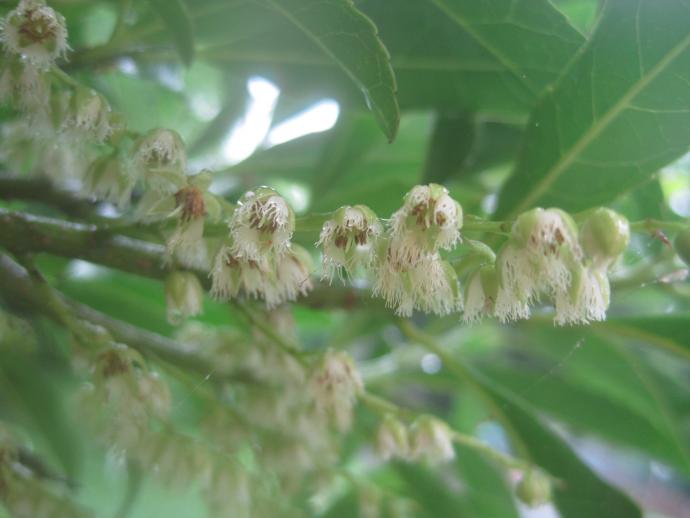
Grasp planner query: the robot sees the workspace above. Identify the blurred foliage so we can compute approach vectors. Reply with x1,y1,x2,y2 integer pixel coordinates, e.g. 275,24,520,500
1,0,690,517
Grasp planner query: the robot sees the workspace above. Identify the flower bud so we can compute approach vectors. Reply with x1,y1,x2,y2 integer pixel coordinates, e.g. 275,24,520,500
579,208,629,264
310,350,363,432
516,470,552,508
230,187,295,263
317,204,382,282
410,415,455,463
376,414,409,461
675,228,690,266
165,271,204,324
1,0,68,68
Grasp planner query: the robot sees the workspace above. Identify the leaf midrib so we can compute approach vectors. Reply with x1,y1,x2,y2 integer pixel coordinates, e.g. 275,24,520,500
506,31,690,218
426,0,542,94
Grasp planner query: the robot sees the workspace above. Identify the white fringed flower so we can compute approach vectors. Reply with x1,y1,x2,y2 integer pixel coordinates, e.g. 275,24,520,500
310,350,363,432
230,187,294,263
388,183,463,267
317,204,381,282
374,254,461,317
82,155,134,208
165,271,204,325
376,414,409,461
63,87,112,142
272,244,313,306
0,56,49,113
410,416,455,464
495,208,580,323
554,265,609,325
1,0,68,68
554,208,629,325
463,265,498,324
210,244,312,308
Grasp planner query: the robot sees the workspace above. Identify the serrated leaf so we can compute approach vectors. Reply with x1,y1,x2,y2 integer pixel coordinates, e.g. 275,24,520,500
497,0,690,218
261,0,399,141
147,0,195,66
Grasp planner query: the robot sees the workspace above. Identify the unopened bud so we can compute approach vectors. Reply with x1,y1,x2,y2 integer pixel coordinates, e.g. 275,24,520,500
579,208,630,262
516,470,552,508
165,271,204,324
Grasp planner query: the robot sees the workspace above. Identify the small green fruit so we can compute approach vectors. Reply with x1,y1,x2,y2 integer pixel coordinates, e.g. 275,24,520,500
516,470,552,508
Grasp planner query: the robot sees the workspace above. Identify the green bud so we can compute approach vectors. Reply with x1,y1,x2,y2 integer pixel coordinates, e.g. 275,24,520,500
516,470,552,508
165,272,204,324
580,208,630,260
511,208,543,247
674,228,690,266
428,182,447,201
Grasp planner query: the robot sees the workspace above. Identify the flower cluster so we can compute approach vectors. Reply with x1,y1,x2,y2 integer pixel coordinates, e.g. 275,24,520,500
375,414,456,464
373,184,463,317
466,207,629,325
211,187,313,308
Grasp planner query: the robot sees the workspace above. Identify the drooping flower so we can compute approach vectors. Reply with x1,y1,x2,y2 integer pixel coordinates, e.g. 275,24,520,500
0,54,49,113
310,350,363,432
229,187,294,264
463,264,499,324
554,208,629,325
165,271,204,324
388,184,463,267
374,253,461,317
82,154,134,208
376,414,410,461
495,208,580,323
410,415,455,464
210,244,312,308
62,87,112,142
317,204,382,282
1,0,68,68
135,171,221,270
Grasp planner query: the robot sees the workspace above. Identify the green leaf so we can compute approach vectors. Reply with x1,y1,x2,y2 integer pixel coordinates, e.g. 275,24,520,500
596,314,690,361
422,113,475,184
497,0,690,218
147,0,195,66
468,369,642,518
361,0,584,116
262,0,400,141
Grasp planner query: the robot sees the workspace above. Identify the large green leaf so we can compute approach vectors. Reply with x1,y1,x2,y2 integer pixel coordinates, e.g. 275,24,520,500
147,0,195,66
469,369,642,518
261,0,400,141
497,0,690,218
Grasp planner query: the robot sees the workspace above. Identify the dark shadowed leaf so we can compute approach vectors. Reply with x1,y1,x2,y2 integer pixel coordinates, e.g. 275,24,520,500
497,0,690,218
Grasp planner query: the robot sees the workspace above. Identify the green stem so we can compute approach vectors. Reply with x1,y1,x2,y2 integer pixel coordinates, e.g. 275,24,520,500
630,219,688,233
